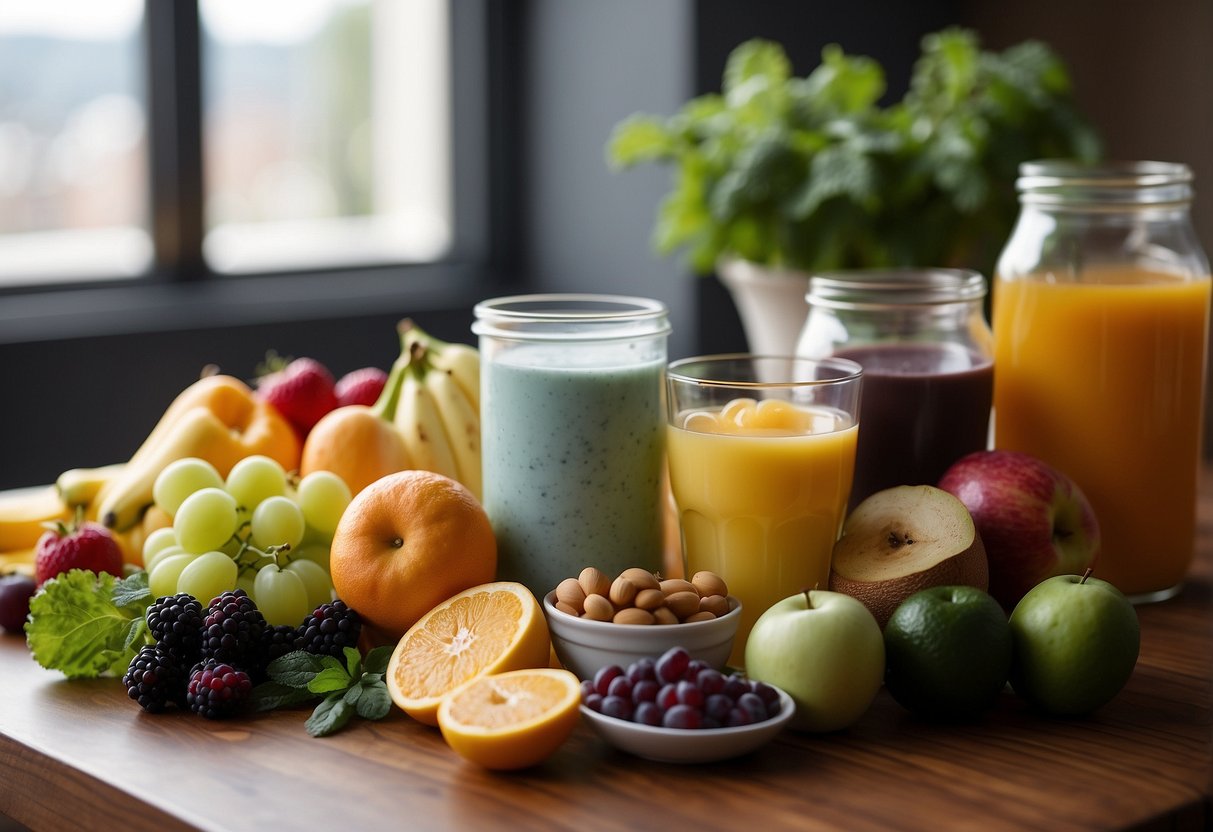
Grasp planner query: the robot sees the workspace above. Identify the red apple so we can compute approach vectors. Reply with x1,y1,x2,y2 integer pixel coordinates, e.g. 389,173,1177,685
938,450,1100,609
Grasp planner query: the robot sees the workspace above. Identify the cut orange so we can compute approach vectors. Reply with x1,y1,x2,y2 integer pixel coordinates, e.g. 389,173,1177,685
437,668,581,770
386,581,551,726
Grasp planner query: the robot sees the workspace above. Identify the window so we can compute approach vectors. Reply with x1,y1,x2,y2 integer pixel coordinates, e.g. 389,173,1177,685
0,0,458,286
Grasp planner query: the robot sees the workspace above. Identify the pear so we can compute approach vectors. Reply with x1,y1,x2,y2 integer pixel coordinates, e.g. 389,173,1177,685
829,485,988,628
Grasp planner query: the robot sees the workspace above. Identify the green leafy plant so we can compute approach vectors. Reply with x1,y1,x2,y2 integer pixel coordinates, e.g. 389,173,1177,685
607,28,1100,275
250,646,394,737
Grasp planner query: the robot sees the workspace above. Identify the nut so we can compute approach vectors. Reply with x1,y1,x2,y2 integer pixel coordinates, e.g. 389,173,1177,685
634,588,666,611
555,577,587,612
653,607,679,625
665,590,701,619
699,594,730,617
609,576,639,607
659,578,696,596
578,567,612,599
691,571,728,599
683,610,717,623
582,593,614,621
620,567,660,592
613,607,655,625
554,600,581,617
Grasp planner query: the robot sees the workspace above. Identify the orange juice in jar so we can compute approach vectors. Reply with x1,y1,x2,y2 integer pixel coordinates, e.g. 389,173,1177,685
666,356,862,667
993,162,1211,600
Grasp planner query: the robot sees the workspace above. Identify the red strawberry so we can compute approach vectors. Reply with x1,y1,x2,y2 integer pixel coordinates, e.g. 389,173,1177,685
34,520,125,586
334,367,388,408
257,356,339,439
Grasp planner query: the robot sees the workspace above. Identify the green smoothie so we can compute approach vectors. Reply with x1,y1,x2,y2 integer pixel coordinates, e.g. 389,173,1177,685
482,345,666,597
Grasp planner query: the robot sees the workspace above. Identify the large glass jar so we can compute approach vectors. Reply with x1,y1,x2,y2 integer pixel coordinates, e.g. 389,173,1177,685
473,294,670,598
796,269,994,509
993,161,1211,601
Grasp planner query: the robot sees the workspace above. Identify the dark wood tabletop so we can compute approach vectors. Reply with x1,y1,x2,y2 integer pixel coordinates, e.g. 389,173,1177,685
1,473,1210,832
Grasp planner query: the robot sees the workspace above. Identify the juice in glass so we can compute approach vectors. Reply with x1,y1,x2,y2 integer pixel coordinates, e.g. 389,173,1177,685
667,397,857,668
993,266,1211,596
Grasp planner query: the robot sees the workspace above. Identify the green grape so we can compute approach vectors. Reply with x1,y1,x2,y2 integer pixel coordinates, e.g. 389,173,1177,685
292,543,331,573
141,526,178,567
144,543,185,576
153,458,224,517
176,550,238,605
225,455,288,511
149,552,199,598
235,569,258,599
254,563,310,626
174,487,240,554
284,559,333,610
251,496,305,550
296,471,352,536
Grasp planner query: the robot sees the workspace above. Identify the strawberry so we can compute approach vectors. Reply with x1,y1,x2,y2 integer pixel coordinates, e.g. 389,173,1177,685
257,356,339,439
334,366,388,408
34,519,125,586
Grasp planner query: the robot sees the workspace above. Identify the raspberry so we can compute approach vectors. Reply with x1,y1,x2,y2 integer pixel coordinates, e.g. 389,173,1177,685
296,600,362,659
257,356,338,439
334,367,388,408
186,660,252,719
34,520,124,586
200,589,266,671
123,645,187,713
146,593,204,664
260,623,302,671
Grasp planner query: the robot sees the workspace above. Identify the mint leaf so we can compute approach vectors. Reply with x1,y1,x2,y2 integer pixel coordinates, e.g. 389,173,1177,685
343,684,363,707
308,666,352,695
266,650,327,689
355,679,393,722
111,571,152,608
362,646,392,676
343,646,362,679
26,569,155,678
305,695,354,738
723,39,791,99
607,116,675,168
249,681,317,712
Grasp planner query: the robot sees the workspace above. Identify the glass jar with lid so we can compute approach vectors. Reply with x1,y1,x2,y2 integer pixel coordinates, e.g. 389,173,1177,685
992,161,1211,601
796,269,994,509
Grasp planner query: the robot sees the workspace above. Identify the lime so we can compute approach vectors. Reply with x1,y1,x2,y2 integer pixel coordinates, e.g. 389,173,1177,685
883,585,1012,719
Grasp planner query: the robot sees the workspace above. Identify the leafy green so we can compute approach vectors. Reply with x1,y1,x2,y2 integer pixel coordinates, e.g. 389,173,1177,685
606,28,1100,276
251,646,396,738
26,569,155,679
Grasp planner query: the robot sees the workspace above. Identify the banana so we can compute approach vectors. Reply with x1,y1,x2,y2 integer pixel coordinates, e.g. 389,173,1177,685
425,363,482,499
395,364,461,483
432,342,481,411
0,486,68,551
55,463,126,508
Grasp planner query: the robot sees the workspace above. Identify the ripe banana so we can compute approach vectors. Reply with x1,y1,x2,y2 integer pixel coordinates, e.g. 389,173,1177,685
432,342,480,411
424,363,482,499
395,354,462,485
55,463,126,508
0,486,68,551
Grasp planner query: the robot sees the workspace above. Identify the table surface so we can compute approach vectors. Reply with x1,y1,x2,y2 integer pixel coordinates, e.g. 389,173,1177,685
1,476,1210,832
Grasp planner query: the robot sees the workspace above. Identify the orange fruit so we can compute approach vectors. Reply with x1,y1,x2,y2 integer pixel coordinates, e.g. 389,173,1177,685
330,470,496,642
300,406,413,497
386,581,550,725
437,668,581,770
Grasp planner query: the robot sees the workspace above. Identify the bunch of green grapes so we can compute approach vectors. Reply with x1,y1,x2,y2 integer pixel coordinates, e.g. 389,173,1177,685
142,456,352,626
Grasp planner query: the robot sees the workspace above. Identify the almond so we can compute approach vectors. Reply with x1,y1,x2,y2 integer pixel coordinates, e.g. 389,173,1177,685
691,571,728,599
665,590,701,619
609,576,638,607
682,610,716,623
578,566,612,599
620,567,660,592
555,577,587,612
613,607,655,625
582,593,614,621
699,594,730,617
653,607,679,625
554,600,581,617
659,578,696,596
634,588,666,611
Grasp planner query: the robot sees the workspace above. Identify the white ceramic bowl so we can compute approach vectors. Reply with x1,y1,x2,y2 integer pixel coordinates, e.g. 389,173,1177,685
580,685,795,764
543,591,741,681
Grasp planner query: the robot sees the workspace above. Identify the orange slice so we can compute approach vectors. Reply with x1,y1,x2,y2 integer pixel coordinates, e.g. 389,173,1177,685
437,668,581,770
386,581,551,725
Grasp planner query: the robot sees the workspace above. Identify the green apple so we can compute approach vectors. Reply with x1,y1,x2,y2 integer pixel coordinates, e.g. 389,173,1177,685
744,589,884,732
1009,572,1140,716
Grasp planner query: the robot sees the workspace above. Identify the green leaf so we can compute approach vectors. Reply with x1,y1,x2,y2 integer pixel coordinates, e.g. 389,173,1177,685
26,569,155,679
249,681,318,712
305,695,354,738
355,680,393,721
266,650,327,689
799,45,886,118
723,39,791,101
343,646,362,678
362,646,392,676
789,143,877,219
343,684,363,707
110,571,152,609
606,115,676,168
122,618,147,652
308,666,353,695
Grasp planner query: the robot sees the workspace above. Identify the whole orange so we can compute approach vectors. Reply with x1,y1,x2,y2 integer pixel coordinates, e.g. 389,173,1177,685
329,470,497,643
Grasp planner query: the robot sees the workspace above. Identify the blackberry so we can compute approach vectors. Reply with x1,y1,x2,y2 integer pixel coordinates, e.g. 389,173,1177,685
186,660,252,719
200,589,266,671
260,623,302,672
146,593,204,664
123,645,187,713
296,600,362,659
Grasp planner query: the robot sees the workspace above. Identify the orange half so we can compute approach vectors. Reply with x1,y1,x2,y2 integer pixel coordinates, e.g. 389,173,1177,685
386,581,551,725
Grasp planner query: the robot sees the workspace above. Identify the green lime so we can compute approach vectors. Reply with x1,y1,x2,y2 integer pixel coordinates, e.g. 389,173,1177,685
883,585,1012,719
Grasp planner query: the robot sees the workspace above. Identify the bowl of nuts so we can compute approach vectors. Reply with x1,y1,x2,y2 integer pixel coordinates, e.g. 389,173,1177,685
543,566,741,680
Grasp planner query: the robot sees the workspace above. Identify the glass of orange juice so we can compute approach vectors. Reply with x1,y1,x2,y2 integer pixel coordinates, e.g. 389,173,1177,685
666,355,862,668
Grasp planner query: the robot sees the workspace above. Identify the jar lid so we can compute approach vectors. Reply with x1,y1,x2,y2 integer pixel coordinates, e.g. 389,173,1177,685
805,269,987,310
472,294,670,342
1017,160,1193,206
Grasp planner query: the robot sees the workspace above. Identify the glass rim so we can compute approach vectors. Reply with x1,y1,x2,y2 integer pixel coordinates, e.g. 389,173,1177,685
806,268,986,309
1017,160,1193,206
472,293,671,342
667,353,863,389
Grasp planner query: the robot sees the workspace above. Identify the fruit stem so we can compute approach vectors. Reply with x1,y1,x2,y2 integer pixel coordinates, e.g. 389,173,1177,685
371,348,411,422
802,587,815,610
1080,567,1093,584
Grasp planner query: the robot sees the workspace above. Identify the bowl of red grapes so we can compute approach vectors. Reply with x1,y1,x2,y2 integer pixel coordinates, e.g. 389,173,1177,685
579,645,794,763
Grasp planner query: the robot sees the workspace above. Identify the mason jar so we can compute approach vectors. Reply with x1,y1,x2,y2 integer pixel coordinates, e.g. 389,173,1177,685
473,294,670,597
993,161,1211,601
796,269,994,508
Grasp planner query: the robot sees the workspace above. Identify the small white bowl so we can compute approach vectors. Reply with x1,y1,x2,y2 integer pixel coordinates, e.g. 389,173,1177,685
580,685,795,764
543,591,741,681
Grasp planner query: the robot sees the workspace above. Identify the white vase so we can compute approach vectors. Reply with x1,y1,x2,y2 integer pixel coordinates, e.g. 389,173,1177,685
715,257,811,356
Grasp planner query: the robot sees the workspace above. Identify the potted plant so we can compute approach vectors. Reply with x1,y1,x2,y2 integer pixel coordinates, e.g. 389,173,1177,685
607,28,1100,355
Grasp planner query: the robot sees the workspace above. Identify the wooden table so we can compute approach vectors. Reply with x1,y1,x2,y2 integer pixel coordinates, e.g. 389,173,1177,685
1,478,1210,832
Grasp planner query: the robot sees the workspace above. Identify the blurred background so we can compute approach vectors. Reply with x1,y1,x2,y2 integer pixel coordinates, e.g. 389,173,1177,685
0,0,1209,488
